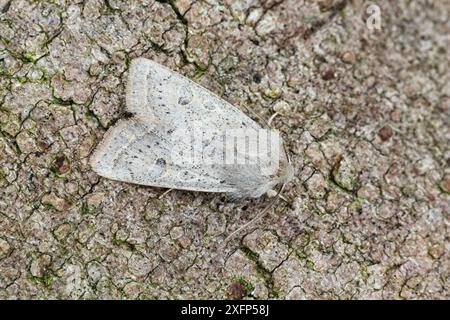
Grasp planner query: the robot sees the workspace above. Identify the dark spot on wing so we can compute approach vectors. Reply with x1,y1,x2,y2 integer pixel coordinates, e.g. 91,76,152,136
156,158,166,167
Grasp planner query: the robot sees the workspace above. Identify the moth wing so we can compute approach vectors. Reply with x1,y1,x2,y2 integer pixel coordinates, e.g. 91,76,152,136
126,58,261,132
90,119,237,193
91,58,283,197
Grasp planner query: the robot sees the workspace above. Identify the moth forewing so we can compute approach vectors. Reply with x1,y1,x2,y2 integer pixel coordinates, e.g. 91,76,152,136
91,58,293,198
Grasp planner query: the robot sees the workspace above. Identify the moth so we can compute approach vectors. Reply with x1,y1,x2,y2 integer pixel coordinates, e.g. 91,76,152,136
90,58,294,198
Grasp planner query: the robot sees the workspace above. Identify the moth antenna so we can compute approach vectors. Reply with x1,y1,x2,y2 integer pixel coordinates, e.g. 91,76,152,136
242,104,271,128
221,184,286,246
159,188,174,199
267,112,280,127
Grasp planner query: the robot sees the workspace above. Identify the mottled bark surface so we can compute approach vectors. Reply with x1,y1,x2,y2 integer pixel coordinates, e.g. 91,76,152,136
0,0,448,299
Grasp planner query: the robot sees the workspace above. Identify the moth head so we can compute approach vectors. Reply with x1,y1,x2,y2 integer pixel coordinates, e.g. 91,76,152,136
281,159,295,182
270,139,294,183
276,155,295,185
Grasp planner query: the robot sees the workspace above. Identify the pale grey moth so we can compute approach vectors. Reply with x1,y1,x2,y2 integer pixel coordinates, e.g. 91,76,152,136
90,58,294,198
